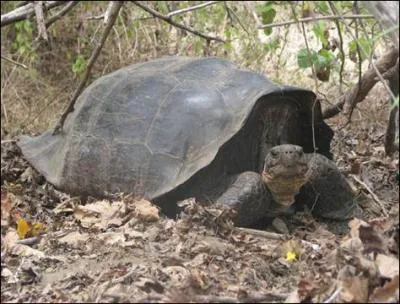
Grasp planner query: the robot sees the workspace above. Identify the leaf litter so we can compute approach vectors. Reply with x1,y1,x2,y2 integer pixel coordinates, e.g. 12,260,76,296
1,138,398,303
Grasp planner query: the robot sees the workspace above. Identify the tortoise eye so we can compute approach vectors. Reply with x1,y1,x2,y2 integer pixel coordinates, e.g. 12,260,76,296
270,150,278,157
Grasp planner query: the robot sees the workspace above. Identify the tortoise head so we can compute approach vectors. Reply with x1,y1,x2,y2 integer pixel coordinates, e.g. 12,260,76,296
262,144,309,208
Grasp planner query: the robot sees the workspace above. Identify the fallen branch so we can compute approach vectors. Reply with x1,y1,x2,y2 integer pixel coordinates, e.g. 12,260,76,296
196,292,288,303
52,1,123,135
1,1,65,27
34,1,49,42
350,174,388,217
45,1,79,28
1,55,28,69
258,14,374,29
132,1,225,43
322,48,399,119
235,227,286,240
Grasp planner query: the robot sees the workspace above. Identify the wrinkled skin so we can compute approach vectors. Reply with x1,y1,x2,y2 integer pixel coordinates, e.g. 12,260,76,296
262,145,309,207
214,144,356,227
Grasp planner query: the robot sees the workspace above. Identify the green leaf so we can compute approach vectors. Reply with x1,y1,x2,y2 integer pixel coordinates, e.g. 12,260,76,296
312,21,328,47
224,28,232,40
297,48,334,69
348,37,372,62
257,2,276,35
297,48,318,68
72,55,87,75
315,1,329,14
155,1,169,14
316,49,334,69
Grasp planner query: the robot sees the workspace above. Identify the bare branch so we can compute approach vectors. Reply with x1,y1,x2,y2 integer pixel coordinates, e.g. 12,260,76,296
103,1,115,24
52,1,124,135
322,48,399,119
34,1,49,42
132,1,225,43
1,55,28,69
1,1,66,27
258,14,375,29
166,1,219,18
45,1,79,28
327,1,397,118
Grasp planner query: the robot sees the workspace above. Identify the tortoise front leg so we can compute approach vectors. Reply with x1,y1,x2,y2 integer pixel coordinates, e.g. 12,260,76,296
215,172,275,227
296,153,356,220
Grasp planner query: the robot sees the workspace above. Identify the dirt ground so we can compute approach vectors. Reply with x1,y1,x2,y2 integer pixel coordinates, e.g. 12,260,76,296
1,80,399,303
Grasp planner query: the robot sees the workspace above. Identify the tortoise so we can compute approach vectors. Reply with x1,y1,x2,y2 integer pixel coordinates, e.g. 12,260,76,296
18,57,356,227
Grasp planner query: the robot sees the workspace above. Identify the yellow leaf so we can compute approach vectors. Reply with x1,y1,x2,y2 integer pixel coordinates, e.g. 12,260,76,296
17,218,30,239
16,217,45,239
286,250,297,262
30,223,44,237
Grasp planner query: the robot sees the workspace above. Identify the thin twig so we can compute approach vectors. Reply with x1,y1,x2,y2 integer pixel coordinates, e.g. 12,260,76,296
246,1,262,27
328,2,345,94
52,1,123,135
225,3,250,36
291,3,318,91
1,1,66,27
354,26,363,120
45,1,79,28
86,14,105,20
354,1,377,63
1,55,28,69
166,1,219,18
350,174,388,217
132,1,225,43
258,14,374,29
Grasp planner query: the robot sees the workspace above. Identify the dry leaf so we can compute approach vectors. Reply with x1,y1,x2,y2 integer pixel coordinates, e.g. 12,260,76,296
297,279,316,301
340,276,369,303
74,200,125,229
370,275,399,302
97,232,126,246
133,199,159,222
1,191,15,222
58,231,90,247
376,254,400,279
348,218,369,239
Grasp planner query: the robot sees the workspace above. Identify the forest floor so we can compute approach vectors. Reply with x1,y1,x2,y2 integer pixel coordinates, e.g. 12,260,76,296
1,81,399,303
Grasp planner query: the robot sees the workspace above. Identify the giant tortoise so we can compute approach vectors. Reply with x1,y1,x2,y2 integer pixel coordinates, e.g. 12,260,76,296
18,57,356,226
